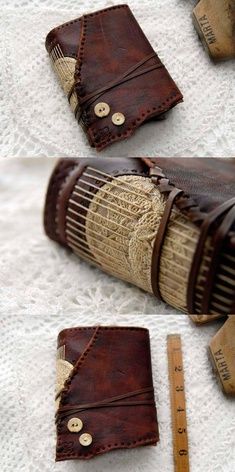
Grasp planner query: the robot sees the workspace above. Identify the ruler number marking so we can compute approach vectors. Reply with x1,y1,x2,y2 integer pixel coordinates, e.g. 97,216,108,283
178,428,186,434
179,449,188,456
167,335,190,472
175,365,182,372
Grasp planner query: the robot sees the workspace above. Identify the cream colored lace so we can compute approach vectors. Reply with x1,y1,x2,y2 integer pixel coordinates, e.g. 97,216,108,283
66,173,234,315
68,175,199,311
55,358,73,410
50,45,78,112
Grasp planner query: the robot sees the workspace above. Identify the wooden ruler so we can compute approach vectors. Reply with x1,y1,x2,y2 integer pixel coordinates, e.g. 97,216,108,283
167,335,190,472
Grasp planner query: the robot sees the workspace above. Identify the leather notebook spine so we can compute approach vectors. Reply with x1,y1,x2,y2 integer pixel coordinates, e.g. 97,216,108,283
44,158,235,317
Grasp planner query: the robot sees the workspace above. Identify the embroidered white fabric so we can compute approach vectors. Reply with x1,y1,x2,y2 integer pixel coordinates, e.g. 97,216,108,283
1,158,235,472
0,0,234,158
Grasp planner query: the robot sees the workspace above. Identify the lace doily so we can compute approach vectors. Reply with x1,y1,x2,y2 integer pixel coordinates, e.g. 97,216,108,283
84,175,199,309
0,0,234,157
1,313,235,472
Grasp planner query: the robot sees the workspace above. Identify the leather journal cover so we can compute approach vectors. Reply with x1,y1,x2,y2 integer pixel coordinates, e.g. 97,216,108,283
188,314,226,324
44,158,235,316
45,4,183,151
55,326,159,461
209,315,235,396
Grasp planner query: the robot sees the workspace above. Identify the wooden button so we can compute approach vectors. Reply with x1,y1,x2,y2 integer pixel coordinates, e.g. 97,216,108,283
94,102,110,118
112,112,125,126
79,433,93,446
67,418,83,433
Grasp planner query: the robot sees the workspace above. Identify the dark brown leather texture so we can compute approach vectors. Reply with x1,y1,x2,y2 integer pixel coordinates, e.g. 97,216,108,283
55,326,159,461
145,158,235,314
145,158,235,217
45,4,183,151
44,158,235,316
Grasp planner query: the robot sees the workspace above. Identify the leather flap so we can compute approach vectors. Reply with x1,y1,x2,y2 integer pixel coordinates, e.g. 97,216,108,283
56,326,159,461
74,5,183,150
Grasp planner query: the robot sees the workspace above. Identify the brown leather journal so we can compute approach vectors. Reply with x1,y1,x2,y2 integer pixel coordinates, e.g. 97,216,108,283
44,158,235,316
209,315,235,396
189,314,225,323
45,5,183,151
55,326,159,461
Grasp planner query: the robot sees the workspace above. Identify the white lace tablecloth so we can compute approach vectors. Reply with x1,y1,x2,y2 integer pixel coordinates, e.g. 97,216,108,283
1,158,235,472
0,0,235,157
1,313,235,472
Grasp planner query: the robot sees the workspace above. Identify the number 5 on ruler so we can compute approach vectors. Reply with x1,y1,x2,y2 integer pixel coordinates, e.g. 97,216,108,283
167,335,190,472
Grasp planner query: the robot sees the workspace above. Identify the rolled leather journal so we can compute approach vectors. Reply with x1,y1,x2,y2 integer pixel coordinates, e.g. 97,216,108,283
193,0,235,61
188,314,235,395
188,314,227,324
45,4,183,151
209,315,235,396
55,326,159,460
44,158,235,316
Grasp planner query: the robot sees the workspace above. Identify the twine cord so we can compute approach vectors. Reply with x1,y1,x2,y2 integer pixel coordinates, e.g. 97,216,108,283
56,387,154,423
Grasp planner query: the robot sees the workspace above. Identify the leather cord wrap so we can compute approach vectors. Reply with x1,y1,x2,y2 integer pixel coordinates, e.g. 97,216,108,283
149,164,235,314
73,52,164,117
187,197,235,314
56,386,155,423
149,167,184,300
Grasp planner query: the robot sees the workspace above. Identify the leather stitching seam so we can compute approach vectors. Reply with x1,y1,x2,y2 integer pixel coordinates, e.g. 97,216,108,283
89,92,181,150
56,434,158,458
44,161,77,241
